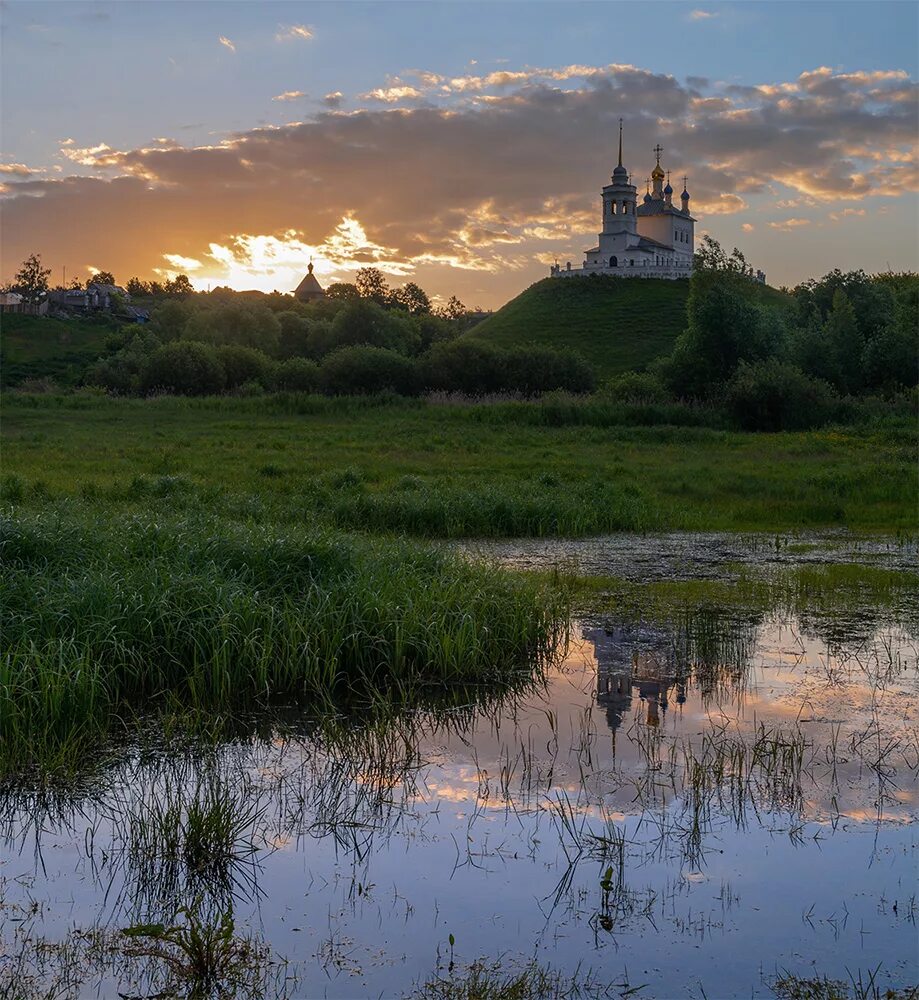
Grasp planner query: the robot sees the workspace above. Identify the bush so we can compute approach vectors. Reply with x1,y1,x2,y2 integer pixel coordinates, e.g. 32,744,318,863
504,345,595,395
600,371,671,404
420,339,509,395
140,341,225,396
725,360,837,431
215,345,272,389
272,357,319,392
319,345,420,396
183,302,281,355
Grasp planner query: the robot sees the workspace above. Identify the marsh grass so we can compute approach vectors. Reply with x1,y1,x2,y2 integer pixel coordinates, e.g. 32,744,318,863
412,959,626,999
0,504,564,780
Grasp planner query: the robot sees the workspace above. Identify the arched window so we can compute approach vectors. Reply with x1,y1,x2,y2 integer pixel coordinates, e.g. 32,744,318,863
629,259,634,266
609,256,618,268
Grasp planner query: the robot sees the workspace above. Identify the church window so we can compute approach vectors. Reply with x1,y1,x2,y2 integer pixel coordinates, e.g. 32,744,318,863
630,259,634,266
610,256,618,267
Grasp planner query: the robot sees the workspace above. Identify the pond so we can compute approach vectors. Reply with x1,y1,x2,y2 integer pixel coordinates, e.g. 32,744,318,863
2,534,917,998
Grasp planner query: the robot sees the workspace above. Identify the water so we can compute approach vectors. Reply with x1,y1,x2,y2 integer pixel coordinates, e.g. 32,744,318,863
2,536,917,998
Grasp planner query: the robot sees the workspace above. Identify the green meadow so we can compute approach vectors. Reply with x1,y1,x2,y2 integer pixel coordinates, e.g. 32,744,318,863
2,392,914,534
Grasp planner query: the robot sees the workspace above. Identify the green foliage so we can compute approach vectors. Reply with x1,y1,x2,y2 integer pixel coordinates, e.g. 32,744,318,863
85,332,162,394
271,357,319,392
661,268,784,397
140,341,226,396
320,345,420,396
214,345,272,390
323,298,420,356
599,371,671,404
184,302,281,355
725,360,838,432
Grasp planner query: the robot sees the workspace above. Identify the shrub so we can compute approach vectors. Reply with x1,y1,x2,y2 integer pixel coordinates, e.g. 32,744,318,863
420,339,509,395
272,357,319,392
600,371,670,404
725,359,837,431
214,345,272,389
504,345,596,395
319,345,420,396
140,341,225,396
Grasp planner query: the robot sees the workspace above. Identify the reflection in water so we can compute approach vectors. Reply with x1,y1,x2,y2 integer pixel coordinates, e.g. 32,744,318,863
1,597,917,998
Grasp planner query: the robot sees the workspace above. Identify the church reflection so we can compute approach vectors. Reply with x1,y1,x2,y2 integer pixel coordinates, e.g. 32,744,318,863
585,625,687,733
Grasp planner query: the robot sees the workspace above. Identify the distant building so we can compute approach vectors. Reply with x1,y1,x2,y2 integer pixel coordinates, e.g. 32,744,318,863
0,292,48,316
294,261,326,303
551,123,695,281
49,283,133,313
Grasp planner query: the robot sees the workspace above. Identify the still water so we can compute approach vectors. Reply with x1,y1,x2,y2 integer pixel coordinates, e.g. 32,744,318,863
2,537,917,998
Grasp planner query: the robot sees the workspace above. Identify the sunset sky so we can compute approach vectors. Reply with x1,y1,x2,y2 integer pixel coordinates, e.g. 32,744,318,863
2,0,917,308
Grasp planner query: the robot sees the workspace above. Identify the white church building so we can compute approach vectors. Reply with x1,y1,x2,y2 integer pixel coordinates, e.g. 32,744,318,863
551,124,696,281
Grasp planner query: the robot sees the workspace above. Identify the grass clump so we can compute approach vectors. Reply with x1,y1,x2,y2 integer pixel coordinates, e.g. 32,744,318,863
412,959,623,999
0,505,564,780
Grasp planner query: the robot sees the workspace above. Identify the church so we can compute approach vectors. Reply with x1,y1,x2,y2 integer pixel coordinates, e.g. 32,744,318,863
551,123,695,281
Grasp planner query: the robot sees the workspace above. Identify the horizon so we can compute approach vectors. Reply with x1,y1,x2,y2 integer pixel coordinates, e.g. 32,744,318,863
2,0,917,308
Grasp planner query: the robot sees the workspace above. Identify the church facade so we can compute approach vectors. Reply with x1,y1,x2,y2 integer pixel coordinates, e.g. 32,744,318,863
551,125,695,281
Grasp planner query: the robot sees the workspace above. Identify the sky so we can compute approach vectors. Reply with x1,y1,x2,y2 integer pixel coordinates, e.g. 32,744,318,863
2,0,917,308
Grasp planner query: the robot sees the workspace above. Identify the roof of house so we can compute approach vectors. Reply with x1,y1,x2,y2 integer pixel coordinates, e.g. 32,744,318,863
294,262,325,301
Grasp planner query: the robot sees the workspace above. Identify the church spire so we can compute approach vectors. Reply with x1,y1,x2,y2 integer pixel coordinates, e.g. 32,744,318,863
618,118,623,168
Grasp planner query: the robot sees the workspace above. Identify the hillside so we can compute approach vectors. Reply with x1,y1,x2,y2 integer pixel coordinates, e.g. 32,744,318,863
467,276,793,379
467,277,690,377
0,314,115,386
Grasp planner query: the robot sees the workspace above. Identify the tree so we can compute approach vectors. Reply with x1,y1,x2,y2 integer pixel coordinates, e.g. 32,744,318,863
126,277,150,296
823,289,863,394
319,345,419,396
87,270,116,287
140,341,225,395
437,295,466,320
693,235,750,275
165,274,194,296
13,253,51,304
725,360,837,431
391,282,431,315
355,267,390,305
325,282,361,301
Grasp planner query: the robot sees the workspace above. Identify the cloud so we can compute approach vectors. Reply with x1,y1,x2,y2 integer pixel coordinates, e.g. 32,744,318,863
768,217,812,231
741,223,755,232
273,91,308,103
276,24,313,42
689,9,716,20
0,163,42,178
218,36,236,53
4,62,916,300
828,208,867,221
361,85,425,103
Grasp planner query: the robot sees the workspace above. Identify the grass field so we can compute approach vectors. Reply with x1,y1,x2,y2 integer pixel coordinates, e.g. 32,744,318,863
467,277,793,379
2,393,914,533
0,313,115,386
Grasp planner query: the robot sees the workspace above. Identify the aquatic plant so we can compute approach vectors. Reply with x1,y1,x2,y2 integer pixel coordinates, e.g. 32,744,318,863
0,506,564,780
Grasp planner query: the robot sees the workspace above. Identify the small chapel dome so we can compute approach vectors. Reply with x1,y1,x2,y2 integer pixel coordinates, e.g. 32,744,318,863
651,162,665,180
663,181,673,195
643,191,652,203
612,163,628,179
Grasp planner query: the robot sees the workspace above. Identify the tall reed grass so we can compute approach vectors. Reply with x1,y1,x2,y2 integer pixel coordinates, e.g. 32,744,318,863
0,505,565,779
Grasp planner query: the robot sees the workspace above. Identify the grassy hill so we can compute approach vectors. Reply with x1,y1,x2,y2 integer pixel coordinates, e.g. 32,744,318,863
467,277,690,378
467,276,793,379
1,313,115,386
